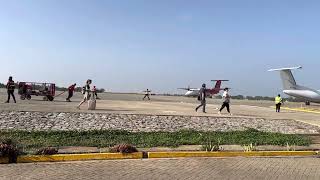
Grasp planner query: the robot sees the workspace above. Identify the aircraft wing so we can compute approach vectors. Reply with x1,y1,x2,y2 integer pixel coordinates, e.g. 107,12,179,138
268,66,302,72
178,88,190,90
178,88,199,91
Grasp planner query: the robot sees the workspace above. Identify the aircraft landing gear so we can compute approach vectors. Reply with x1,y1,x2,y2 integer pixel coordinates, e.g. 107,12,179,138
305,101,310,106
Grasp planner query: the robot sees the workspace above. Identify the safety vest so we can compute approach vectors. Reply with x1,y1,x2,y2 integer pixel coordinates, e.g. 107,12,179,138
275,96,282,104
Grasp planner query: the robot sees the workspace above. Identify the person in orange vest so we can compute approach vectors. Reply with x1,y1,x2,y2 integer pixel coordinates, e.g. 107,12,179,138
5,76,16,103
66,83,76,102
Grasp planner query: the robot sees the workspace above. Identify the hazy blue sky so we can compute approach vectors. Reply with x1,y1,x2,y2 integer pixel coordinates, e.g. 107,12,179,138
1,0,320,95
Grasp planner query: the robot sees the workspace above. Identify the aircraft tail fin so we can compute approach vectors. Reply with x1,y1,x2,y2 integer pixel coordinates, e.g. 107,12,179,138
211,80,229,89
268,66,302,90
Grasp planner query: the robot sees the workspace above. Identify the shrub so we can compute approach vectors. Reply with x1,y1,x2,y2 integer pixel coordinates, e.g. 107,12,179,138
110,144,138,153
201,136,222,152
0,139,19,163
242,143,257,152
36,147,59,155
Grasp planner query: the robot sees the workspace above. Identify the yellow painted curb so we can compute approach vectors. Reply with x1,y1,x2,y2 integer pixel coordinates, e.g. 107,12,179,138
270,106,320,114
17,152,143,163
282,107,320,114
0,157,9,164
148,151,318,158
1,151,319,164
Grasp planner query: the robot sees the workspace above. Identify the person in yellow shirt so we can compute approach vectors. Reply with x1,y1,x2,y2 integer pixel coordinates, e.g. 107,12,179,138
275,94,283,112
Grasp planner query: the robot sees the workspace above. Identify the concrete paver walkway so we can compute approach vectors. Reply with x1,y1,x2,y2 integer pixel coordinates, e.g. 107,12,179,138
1,157,320,180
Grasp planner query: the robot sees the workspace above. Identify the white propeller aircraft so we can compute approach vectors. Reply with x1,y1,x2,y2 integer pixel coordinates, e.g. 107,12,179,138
269,66,320,105
178,80,229,97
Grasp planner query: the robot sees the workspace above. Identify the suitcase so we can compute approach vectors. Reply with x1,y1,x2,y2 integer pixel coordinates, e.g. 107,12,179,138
88,99,96,110
87,92,96,110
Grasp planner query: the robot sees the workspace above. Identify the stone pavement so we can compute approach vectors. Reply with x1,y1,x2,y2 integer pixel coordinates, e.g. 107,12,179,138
1,111,319,134
1,157,320,180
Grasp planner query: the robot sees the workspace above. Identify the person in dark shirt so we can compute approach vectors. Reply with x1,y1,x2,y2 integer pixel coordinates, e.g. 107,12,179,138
66,83,76,102
5,76,16,103
195,83,206,113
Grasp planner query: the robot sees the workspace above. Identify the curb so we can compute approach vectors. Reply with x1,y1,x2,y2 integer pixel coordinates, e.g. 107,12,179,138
148,151,319,159
0,157,9,164
18,152,143,163
0,152,143,164
0,151,318,164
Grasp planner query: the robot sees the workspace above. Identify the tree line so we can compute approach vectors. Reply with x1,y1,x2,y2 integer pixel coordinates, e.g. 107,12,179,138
0,82,306,102
0,83,5,88
215,95,304,102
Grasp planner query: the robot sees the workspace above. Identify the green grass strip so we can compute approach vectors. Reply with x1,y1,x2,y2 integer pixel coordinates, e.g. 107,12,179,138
0,129,310,150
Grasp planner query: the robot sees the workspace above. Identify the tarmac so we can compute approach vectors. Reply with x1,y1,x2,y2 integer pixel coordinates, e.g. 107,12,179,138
2,89,320,179
1,89,320,128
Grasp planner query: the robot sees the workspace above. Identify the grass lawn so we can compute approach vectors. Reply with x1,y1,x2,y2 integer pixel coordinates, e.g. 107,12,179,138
0,129,310,153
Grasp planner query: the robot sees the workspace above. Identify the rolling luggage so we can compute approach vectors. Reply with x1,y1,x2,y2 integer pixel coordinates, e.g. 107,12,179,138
87,93,96,110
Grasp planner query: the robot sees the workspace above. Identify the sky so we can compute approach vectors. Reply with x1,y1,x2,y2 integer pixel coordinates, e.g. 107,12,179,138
0,0,320,96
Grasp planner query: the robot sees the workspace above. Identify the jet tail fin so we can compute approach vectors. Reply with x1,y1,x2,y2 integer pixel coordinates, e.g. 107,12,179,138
268,66,302,90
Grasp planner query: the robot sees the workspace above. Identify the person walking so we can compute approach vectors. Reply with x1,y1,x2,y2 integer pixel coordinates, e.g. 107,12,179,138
66,83,76,102
275,94,283,112
143,89,151,100
92,86,100,99
195,83,207,113
218,88,231,115
5,76,16,103
77,79,92,109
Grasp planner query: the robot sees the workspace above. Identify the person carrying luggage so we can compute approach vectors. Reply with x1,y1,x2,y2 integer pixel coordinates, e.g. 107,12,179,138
77,79,92,109
195,83,207,113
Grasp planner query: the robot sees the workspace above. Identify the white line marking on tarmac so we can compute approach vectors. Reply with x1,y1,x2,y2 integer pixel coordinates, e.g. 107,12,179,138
239,105,269,109
163,111,177,113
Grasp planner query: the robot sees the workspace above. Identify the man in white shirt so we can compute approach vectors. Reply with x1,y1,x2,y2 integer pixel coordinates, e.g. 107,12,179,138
218,88,231,115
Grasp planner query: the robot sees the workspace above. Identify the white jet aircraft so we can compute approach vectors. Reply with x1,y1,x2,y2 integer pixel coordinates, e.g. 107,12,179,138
268,66,320,105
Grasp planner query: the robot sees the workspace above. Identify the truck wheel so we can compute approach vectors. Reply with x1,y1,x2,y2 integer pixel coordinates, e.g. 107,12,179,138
43,96,48,101
20,95,26,100
26,95,31,100
47,95,54,101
